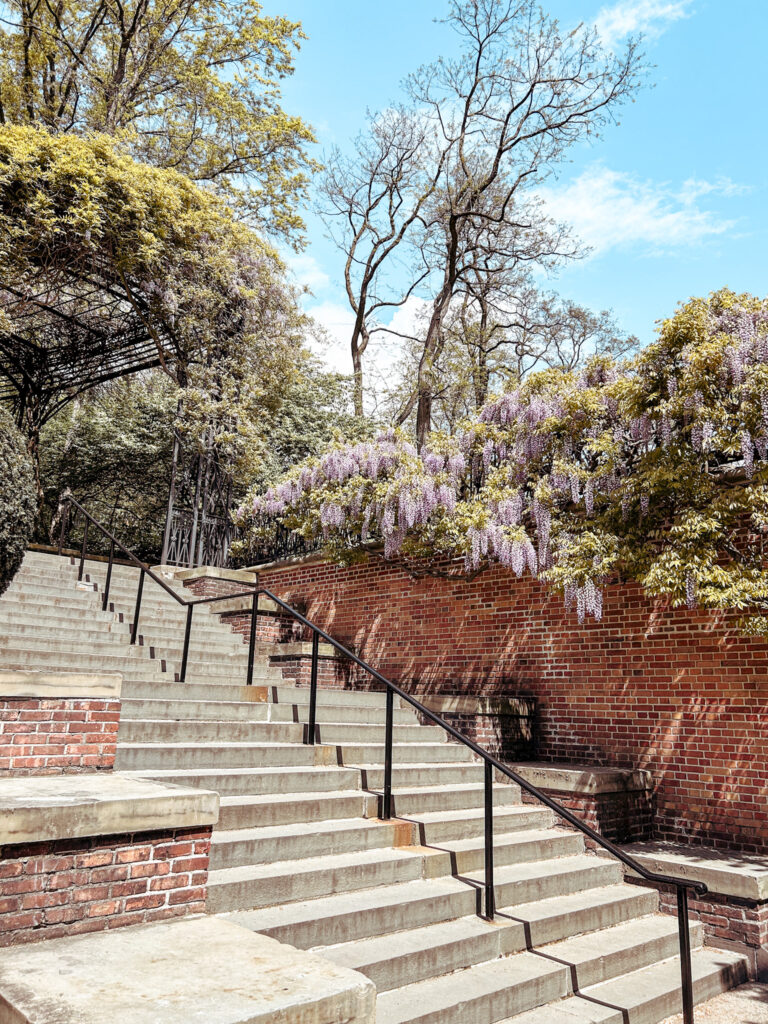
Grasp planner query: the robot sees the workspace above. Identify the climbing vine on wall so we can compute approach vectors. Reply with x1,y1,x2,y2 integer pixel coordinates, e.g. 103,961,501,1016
240,290,768,626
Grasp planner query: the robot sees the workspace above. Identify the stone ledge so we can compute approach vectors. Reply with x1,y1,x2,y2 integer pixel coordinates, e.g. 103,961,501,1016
0,916,376,1024
0,773,219,846
158,565,258,585
420,694,534,716
0,670,122,700
509,761,653,795
623,842,768,902
214,593,283,615
267,640,340,659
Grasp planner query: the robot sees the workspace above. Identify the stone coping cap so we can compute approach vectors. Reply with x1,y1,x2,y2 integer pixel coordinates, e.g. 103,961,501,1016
0,916,376,1024
420,694,534,716
0,670,122,700
0,773,219,846
156,564,258,585
268,640,339,659
622,842,768,901
507,761,653,795
212,593,282,615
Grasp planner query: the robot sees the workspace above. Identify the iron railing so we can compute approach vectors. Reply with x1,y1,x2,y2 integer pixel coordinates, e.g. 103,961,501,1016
56,495,261,682
55,493,705,1024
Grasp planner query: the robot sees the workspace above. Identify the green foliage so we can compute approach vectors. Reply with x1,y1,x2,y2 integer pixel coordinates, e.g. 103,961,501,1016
245,290,768,631
0,404,36,594
39,375,177,561
0,125,308,477
0,0,316,239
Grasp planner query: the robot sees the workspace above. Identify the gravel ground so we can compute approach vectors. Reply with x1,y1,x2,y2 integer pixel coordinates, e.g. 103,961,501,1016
661,984,768,1023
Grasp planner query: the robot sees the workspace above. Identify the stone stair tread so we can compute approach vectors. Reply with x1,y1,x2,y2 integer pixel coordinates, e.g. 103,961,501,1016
319,913,505,985
434,825,566,854
375,949,565,1024
217,783,502,809
469,853,615,887
540,911,685,964
500,883,655,930
211,816,392,844
499,947,748,1023
224,876,470,935
207,843,423,887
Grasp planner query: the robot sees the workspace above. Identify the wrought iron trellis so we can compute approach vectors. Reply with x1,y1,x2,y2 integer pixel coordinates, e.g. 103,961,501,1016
160,433,237,569
0,260,171,436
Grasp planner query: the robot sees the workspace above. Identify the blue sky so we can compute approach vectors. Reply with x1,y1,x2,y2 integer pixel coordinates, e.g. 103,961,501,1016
275,0,768,376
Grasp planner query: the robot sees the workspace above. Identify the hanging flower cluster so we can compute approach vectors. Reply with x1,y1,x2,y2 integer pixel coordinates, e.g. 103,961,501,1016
239,290,768,627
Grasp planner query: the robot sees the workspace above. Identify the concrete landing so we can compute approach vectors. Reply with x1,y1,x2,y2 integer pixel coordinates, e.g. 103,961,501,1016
0,917,376,1024
623,842,768,900
0,773,219,844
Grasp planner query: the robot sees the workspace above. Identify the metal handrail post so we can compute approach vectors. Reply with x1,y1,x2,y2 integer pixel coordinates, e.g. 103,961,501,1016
677,886,695,1024
382,687,394,820
102,540,115,611
58,500,68,556
484,759,496,919
130,569,145,644
180,604,194,682
78,518,89,581
307,630,319,744
246,590,259,686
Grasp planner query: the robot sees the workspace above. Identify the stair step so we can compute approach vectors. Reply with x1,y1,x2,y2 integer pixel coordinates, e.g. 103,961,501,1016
324,914,686,997
226,881,658,953
117,738,466,769
502,946,748,1023
376,949,568,1024
207,851,622,916
122,760,489,796
119,697,417,726
119,680,390,707
117,717,445,745
215,786,525,830
207,845,430,913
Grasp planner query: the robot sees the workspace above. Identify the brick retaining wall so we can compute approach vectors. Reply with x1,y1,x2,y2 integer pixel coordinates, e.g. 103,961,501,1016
0,698,120,774
0,826,211,946
255,555,768,855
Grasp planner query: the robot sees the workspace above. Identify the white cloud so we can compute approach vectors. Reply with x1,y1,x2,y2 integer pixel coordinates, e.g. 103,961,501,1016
305,300,356,374
539,165,739,257
595,0,693,48
287,252,330,294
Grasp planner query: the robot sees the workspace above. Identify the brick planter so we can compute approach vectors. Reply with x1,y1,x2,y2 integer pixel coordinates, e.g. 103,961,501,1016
0,826,211,946
0,698,120,774
0,672,122,775
513,762,654,845
0,774,218,948
418,695,535,761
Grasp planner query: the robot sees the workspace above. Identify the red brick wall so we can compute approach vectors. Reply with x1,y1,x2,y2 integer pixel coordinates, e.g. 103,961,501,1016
0,698,120,774
631,880,768,980
522,789,654,845
256,556,768,855
0,826,211,946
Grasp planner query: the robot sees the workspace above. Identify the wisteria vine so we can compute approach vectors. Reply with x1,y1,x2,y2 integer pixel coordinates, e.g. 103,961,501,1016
240,290,768,627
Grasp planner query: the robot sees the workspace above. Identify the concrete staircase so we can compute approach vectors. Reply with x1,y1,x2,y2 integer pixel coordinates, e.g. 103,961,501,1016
0,551,748,1023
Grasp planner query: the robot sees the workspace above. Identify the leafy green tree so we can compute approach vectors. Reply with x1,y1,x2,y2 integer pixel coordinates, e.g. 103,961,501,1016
244,290,768,632
0,402,36,593
0,0,316,238
0,126,307,496
39,373,176,560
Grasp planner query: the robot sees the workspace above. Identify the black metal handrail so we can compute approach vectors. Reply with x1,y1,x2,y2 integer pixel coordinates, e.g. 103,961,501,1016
254,585,706,1024
54,493,704,1023
56,494,262,684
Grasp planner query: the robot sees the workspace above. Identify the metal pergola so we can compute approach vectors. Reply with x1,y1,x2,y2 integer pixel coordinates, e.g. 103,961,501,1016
0,264,170,432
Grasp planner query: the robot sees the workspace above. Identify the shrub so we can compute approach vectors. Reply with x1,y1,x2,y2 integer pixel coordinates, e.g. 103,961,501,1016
0,405,37,595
